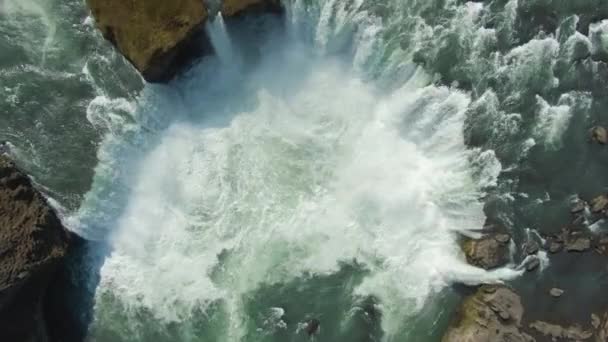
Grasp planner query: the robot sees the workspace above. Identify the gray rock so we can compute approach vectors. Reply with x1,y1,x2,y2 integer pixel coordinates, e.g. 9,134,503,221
524,240,540,255
570,199,586,214
549,288,564,298
526,257,540,272
548,240,563,253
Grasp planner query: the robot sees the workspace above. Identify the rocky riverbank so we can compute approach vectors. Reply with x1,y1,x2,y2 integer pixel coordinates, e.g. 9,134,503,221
0,153,78,341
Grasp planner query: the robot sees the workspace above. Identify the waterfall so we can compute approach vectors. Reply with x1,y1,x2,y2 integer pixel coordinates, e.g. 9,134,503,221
206,12,237,66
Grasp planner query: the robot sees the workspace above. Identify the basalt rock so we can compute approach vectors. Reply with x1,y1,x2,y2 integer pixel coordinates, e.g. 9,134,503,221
462,233,511,270
86,0,210,83
0,155,73,341
442,285,535,342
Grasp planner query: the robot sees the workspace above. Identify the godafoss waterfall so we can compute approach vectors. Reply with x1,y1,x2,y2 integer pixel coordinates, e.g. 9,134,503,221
1,0,608,341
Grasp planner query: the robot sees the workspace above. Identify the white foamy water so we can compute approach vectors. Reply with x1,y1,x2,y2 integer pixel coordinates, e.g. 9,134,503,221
74,1,523,340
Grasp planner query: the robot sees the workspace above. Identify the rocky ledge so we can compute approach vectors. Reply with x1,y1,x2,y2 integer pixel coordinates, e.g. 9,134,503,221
443,285,608,342
86,0,282,83
0,154,74,341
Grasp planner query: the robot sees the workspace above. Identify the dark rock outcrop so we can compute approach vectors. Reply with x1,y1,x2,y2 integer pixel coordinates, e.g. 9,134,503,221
86,0,210,83
462,233,511,270
222,0,282,17
0,155,73,341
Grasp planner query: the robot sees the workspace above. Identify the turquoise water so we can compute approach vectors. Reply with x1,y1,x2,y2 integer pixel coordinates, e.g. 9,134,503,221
1,0,608,341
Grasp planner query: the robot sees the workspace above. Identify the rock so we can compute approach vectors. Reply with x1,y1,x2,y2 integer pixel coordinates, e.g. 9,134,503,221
222,0,282,17
462,233,511,270
305,318,320,336
442,285,535,342
566,236,591,252
590,195,608,213
526,257,540,272
86,0,210,83
549,288,564,298
494,233,511,244
592,314,601,329
0,155,73,341
597,312,608,341
548,240,563,253
591,126,608,145
529,321,593,341
0,141,9,155
524,240,540,255
571,199,587,214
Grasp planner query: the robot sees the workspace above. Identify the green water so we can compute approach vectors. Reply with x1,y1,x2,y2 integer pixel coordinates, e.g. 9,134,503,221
1,0,608,341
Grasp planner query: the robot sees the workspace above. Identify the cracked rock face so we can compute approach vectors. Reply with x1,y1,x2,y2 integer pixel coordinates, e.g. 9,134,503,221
0,155,71,341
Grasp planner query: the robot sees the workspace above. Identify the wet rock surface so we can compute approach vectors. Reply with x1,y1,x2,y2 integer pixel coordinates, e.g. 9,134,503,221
462,232,511,270
0,155,73,341
86,0,209,82
222,0,282,17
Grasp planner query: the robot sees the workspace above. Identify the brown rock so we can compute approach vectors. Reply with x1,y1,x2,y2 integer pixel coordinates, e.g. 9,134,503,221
0,155,72,341
462,234,510,270
442,286,535,342
529,321,593,340
86,0,209,82
566,236,592,252
590,195,608,213
591,126,608,144
222,0,282,16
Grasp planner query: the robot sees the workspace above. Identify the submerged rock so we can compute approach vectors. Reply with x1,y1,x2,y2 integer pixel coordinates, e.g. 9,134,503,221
86,0,209,82
442,285,534,342
462,233,511,270
0,155,73,341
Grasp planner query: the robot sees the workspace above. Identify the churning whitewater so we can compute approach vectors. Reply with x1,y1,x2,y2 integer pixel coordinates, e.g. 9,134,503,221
69,1,521,341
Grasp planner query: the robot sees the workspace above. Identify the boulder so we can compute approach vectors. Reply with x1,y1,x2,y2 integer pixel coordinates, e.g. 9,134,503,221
462,233,511,270
566,236,592,252
86,0,209,82
590,195,608,213
222,0,282,17
591,126,607,145
0,155,73,341
442,285,535,342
